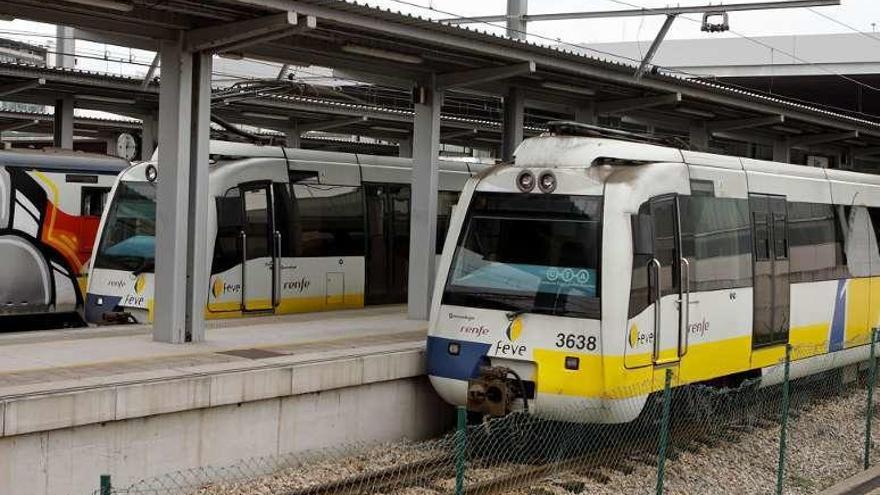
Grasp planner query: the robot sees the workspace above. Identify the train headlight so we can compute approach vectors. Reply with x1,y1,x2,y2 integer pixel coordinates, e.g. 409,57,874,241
564,356,580,370
448,342,461,356
145,164,158,183
538,171,557,193
516,170,535,193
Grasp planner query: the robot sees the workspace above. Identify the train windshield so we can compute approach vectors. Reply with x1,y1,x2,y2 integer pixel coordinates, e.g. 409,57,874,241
443,192,602,318
94,180,156,272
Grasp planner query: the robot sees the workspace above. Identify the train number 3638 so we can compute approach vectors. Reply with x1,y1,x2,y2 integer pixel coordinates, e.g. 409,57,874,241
555,333,597,351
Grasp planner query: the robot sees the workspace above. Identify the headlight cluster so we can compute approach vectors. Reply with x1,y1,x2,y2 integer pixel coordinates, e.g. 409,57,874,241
516,169,556,193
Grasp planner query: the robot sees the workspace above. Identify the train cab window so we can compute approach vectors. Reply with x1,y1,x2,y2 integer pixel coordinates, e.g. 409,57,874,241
212,187,244,275
80,186,111,217
436,191,460,253
288,183,365,257
443,192,602,319
787,202,848,282
93,181,156,272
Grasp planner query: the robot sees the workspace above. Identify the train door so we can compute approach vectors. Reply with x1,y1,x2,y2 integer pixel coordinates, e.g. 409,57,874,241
241,182,279,312
749,194,790,347
364,183,410,305
648,195,685,365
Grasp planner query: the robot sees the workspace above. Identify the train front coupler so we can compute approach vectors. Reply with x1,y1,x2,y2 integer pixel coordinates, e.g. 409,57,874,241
466,365,530,417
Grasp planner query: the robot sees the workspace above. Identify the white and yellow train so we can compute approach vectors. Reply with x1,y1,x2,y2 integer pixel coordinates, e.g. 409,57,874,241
85,141,486,324
427,129,880,423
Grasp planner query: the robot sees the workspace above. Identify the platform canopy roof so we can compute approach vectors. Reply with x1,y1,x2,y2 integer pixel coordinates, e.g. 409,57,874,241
0,0,879,152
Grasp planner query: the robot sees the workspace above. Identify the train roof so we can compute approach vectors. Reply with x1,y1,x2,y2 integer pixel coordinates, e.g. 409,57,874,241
203,140,489,173
515,135,880,188
0,148,129,174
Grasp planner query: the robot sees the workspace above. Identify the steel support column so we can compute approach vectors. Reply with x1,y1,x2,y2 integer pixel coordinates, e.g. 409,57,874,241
773,138,791,163
56,25,74,68
185,51,212,343
506,0,527,40
53,96,74,149
574,103,596,125
689,122,709,151
502,86,524,162
285,118,300,148
398,136,413,158
154,39,211,343
407,77,442,320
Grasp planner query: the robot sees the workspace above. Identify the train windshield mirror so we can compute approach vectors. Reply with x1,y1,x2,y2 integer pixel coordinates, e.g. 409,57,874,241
442,192,601,319
94,180,156,272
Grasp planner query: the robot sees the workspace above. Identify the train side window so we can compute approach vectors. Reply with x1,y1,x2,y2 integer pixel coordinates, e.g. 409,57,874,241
81,186,111,216
752,212,770,262
787,202,847,282
211,187,243,275
773,214,788,260
289,183,365,257
682,196,752,291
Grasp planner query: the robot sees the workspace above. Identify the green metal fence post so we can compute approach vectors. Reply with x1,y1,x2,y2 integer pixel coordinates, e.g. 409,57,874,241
776,344,792,495
99,474,111,495
655,368,673,495
455,406,467,495
865,328,878,470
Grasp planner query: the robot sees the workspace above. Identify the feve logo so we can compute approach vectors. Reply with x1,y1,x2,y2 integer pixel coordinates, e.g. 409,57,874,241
134,274,147,295
505,316,523,342
211,278,242,298
212,278,225,299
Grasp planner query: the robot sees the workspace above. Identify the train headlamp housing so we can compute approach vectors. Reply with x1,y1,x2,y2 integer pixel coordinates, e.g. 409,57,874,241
448,342,461,356
145,164,158,183
564,356,580,370
516,170,535,193
538,171,557,193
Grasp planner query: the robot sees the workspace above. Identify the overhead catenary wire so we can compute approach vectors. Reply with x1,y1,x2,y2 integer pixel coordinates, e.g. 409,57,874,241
600,0,880,93
381,0,880,121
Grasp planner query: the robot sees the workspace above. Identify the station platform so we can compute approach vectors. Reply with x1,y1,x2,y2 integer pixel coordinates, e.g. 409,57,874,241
0,306,451,495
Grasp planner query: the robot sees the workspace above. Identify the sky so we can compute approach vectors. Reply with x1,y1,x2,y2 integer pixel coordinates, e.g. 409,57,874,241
0,0,877,79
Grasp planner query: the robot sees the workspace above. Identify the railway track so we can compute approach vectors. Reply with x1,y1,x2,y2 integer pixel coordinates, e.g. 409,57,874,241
274,376,847,495
281,455,453,495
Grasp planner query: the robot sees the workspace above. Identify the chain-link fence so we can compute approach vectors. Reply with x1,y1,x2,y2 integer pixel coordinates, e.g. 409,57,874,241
94,332,880,495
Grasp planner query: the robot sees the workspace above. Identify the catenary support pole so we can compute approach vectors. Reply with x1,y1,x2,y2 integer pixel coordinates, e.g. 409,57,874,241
866,328,878,469
776,344,792,495
656,368,673,495
407,76,442,320
502,86,524,162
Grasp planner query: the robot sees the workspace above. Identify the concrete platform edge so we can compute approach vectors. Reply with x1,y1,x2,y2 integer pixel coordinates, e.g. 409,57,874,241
1,344,426,437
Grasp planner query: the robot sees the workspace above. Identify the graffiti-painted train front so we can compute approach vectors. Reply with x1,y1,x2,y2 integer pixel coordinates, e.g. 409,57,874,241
0,149,127,319
427,134,880,424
